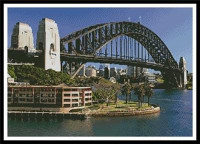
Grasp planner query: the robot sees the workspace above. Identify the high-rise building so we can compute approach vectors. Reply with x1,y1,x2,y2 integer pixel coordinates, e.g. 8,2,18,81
104,67,110,79
134,67,143,78
104,63,110,79
99,64,104,70
104,63,110,69
127,66,134,77
110,67,117,78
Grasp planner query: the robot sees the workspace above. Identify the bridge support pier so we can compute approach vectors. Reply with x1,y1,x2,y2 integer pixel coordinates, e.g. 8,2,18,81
179,57,187,89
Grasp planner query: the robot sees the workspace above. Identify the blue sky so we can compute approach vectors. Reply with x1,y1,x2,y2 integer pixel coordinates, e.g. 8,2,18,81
8,8,193,73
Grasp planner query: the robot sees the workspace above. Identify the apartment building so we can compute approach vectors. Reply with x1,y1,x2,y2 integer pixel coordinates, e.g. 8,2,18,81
8,84,92,108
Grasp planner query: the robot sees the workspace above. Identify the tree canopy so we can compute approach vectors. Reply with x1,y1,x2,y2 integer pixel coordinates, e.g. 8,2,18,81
93,78,120,105
8,65,71,85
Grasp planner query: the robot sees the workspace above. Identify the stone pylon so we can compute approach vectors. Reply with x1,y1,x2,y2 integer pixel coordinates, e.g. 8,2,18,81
179,57,187,88
11,22,34,51
36,18,61,72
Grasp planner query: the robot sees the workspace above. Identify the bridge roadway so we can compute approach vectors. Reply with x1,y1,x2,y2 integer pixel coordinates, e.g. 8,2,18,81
60,53,180,72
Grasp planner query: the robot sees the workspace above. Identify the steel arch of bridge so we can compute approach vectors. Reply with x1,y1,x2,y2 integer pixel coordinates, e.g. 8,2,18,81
61,21,178,68
61,21,180,87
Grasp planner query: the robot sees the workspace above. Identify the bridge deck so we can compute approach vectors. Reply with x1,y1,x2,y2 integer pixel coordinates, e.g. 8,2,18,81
60,53,180,72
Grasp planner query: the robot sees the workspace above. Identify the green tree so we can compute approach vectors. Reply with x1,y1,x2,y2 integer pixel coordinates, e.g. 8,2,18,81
144,84,154,106
121,82,132,104
8,65,16,79
12,65,71,85
133,84,145,108
93,78,120,106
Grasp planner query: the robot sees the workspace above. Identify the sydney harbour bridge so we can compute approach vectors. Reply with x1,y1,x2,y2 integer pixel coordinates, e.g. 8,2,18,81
8,18,187,88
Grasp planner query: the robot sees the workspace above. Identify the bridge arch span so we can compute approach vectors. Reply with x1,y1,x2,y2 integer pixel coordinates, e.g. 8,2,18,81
60,21,181,87
61,21,178,69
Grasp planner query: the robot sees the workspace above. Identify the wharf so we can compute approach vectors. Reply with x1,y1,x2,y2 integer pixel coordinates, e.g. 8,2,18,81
8,111,87,121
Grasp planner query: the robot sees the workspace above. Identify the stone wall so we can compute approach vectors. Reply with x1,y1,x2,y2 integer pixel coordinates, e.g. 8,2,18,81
11,22,34,50
36,18,61,72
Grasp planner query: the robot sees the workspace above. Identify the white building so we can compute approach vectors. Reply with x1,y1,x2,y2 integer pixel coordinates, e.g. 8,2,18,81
86,66,97,77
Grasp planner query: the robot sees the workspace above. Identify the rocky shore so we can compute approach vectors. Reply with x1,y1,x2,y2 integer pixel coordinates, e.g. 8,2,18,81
86,106,160,117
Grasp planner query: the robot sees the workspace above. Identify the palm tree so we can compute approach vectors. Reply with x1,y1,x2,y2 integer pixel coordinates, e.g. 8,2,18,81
144,84,154,106
121,82,132,104
133,84,145,108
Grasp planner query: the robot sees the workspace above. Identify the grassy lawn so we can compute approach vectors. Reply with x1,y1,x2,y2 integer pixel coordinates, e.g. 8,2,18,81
87,100,152,112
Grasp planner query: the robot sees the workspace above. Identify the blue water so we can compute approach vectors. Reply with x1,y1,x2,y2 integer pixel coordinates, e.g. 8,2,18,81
8,89,193,136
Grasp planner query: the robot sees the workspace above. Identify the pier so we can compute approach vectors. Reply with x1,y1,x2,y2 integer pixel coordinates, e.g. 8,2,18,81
8,111,87,121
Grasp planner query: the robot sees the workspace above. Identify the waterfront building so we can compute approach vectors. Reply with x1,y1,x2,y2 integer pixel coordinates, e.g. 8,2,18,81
85,66,97,77
8,84,92,108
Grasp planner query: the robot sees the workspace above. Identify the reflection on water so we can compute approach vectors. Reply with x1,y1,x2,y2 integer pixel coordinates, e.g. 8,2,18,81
8,89,193,136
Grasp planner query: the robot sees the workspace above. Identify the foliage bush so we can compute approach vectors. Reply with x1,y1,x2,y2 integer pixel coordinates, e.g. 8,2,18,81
8,65,71,85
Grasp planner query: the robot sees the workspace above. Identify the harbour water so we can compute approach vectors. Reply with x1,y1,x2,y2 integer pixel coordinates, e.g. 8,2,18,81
8,89,193,136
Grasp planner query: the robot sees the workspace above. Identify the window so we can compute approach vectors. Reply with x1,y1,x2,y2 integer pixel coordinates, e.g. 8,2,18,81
85,93,90,96
19,98,25,102
72,104,78,107
64,104,70,108
72,94,78,97
41,99,47,102
27,98,33,102
64,94,70,97
8,98,12,102
48,99,55,102
72,99,78,102
64,89,71,91
64,99,70,102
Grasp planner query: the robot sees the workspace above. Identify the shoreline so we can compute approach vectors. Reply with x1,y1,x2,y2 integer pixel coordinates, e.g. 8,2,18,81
86,106,160,117
8,105,161,119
